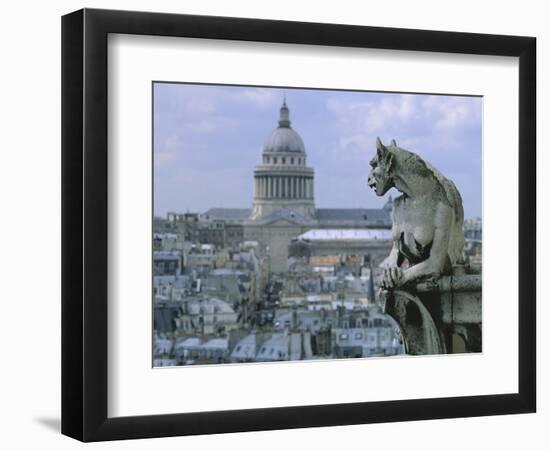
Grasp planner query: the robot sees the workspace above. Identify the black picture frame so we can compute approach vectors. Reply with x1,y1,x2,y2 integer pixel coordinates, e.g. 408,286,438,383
61,8,536,442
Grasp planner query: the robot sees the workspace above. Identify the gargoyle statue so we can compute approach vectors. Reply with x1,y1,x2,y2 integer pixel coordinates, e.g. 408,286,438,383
368,138,465,289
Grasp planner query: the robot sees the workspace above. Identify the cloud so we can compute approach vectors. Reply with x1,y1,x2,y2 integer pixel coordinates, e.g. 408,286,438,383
326,93,481,158
182,116,240,134
154,134,180,169
239,88,279,109
421,96,482,130
328,94,479,136
327,94,419,134
156,84,218,115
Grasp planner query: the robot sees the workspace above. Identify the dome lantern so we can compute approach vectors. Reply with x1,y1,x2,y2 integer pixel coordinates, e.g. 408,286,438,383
278,99,291,128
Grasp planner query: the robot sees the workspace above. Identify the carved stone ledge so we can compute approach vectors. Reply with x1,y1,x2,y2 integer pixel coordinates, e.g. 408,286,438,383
382,275,482,355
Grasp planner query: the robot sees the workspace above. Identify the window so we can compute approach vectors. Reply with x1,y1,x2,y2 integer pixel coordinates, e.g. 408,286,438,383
290,157,294,164
274,157,277,164
355,333,363,340
340,333,349,340
236,345,241,352
282,157,286,164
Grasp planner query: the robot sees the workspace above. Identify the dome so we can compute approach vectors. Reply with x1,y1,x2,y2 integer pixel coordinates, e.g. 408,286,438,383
262,100,306,154
263,127,305,154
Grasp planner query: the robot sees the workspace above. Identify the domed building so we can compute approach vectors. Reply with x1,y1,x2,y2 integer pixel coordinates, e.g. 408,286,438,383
250,100,315,220
203,99,393,272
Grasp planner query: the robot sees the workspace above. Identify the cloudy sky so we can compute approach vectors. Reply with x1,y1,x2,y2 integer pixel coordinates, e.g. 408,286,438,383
154,83,482,219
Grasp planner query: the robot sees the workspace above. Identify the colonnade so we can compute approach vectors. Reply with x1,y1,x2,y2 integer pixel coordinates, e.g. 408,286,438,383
254,176,313,199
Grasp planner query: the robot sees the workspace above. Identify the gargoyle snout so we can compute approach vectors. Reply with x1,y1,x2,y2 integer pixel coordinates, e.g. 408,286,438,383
367,174,376,188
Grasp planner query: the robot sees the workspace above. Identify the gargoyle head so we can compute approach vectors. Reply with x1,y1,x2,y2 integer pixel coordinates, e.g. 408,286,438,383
368,137,395,196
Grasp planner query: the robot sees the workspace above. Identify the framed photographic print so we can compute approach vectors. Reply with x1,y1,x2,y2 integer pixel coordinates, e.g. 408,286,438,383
61,8,536,442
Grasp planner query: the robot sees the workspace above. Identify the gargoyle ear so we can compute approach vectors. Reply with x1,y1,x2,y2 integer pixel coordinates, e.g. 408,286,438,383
385,152,394,170
376,137,386,159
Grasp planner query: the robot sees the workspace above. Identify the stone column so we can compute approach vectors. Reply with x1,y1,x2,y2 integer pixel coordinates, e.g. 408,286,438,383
288,177,292,199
